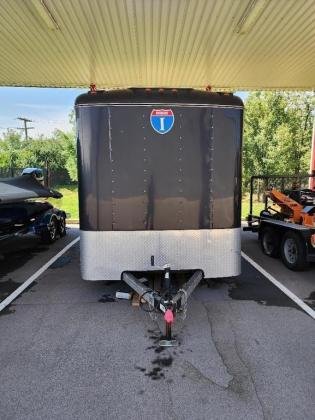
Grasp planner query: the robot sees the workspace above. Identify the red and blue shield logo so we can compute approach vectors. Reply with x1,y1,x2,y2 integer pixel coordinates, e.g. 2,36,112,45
150,109,174,134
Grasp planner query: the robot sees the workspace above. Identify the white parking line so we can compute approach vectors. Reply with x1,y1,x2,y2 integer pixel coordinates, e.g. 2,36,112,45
0,237,80,313
241,251,315,320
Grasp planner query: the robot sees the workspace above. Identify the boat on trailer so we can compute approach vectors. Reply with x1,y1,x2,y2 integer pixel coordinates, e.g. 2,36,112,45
0,174,66,243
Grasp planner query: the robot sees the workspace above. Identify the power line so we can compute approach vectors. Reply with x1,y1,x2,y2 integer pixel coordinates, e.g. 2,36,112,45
16,117,35,140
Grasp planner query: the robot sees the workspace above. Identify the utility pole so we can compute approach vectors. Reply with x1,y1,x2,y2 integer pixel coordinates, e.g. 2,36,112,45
16,117,34,140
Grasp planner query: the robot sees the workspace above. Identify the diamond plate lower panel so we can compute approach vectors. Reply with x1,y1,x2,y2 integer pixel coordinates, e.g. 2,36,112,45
80,229,241,280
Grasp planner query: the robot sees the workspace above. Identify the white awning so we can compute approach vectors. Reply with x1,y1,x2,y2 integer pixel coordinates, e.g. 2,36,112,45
0,0,314,90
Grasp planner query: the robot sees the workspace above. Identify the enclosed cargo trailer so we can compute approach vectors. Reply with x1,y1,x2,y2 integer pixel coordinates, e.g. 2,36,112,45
75,88,243,281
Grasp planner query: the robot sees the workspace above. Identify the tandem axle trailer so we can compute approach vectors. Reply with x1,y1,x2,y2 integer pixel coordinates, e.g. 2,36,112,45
76,88,243,342
245,175,315,270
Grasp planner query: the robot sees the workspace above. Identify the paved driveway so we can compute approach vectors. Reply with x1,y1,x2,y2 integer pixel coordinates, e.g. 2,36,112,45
0,228,314,419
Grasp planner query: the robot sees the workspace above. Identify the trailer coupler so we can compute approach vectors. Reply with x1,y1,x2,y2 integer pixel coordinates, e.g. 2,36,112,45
122,269,203,347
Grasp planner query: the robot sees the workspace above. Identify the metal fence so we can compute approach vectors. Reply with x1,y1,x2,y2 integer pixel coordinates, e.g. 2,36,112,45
249,174,315,217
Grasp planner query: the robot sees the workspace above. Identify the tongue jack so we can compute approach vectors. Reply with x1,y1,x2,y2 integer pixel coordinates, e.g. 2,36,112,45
159,308,177,347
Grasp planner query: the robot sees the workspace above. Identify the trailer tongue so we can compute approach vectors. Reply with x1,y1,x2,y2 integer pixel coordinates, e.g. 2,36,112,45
123,269,203,346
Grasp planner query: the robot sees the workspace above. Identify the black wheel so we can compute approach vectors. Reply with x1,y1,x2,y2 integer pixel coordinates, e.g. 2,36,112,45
58,215,66,237
280,231,309,271
41,216,58,244
260,227,280,257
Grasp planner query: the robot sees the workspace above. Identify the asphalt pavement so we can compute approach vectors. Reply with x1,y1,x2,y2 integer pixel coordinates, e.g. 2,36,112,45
242,229,315,308
0,227,314,420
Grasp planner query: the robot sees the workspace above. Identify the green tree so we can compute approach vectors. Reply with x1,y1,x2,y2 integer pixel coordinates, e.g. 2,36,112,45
0,130,24,176
0,110,78,184
21,136,66,186
243,92,314,192
55,128,78,182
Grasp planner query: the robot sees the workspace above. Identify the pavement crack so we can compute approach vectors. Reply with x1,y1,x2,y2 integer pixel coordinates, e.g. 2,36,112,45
202,301,267,418
165,379,179,420
181,359,227,389
229,315,268,420
202,302,234,387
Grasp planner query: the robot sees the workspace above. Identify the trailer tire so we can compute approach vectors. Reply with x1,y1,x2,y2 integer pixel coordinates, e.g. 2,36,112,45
58,215,66,237
280,231,309,271
260,227,280,257
41,216,58,244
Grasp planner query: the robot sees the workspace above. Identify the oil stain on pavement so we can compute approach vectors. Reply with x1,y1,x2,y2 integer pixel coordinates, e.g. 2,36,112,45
304,291,315,309
0,238,47,278
134,329,179,380
135,354,174,380
223,259,301,310
49,254,72,269
0,279,38,316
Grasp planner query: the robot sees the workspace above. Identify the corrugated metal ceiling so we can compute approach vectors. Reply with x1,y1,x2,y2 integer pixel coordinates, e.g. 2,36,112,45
0,0,314,90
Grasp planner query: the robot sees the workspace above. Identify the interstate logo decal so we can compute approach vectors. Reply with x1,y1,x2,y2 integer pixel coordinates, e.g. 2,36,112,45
150,109,174,134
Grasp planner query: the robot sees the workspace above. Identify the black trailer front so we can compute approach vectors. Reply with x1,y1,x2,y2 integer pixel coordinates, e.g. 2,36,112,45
76,88,243,281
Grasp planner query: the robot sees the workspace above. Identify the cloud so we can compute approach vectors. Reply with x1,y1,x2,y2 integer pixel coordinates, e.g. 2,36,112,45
15,103,67,110
0,110,73,137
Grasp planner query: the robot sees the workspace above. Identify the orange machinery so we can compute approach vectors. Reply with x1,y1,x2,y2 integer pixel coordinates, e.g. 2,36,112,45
268,188,315,228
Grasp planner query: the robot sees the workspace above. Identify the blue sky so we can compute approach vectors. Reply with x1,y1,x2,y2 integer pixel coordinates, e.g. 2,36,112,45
0,87,247,137
0,87,85,137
